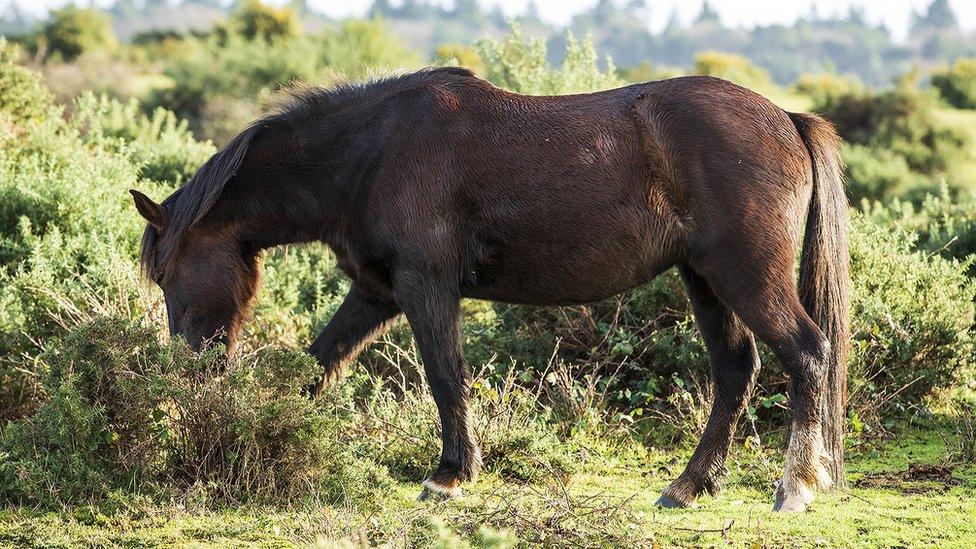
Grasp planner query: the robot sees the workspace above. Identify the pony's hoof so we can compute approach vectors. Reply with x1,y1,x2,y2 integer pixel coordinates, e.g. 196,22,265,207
772,494,808,512
655,494,691,508
417,479,462,502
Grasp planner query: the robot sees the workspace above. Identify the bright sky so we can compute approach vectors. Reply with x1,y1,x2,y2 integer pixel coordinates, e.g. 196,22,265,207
5,0,976,42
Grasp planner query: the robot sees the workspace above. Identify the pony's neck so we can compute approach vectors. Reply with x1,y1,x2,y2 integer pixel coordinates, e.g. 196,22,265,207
205,123,352,252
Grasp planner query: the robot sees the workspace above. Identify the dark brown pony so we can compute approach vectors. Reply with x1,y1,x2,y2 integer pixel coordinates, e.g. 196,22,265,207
131,67,849,512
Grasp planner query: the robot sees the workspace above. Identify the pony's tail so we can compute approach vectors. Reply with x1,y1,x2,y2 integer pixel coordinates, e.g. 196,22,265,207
790,111,851,489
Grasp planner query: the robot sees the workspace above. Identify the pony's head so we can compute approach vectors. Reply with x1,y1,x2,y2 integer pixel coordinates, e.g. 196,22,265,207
132,189,260,354
131,125,263,354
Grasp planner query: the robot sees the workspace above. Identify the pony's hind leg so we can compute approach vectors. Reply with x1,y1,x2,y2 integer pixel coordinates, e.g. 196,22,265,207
694,254,832,512
307,284,401,396
657,267,761,508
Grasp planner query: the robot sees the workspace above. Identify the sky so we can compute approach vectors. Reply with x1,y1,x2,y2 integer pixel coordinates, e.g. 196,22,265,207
4,0,976,42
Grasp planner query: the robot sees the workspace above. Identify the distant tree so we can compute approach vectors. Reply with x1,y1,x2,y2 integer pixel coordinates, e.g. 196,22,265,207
695,1,721,25
487,5,507,27
592,0,617,25
846,5,866,26
225,0,301,41
453,0,482,20
369,0,394,17
693,50,771,89
662,8,681,32
40,6,117,61
911,0,959,34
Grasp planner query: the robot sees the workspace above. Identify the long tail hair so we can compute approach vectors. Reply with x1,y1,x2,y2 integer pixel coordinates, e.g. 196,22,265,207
790,111,851,488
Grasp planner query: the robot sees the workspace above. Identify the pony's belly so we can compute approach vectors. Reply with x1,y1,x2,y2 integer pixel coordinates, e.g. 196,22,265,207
460,253,669,306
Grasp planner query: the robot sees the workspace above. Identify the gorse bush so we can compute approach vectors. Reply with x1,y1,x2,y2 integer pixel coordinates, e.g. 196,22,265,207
434,43,486,75
0,52,213,419
220,0,302,42
692,50,772,90
38,6,117,61
149,18,417,142
841,142,934,203
477,24,620,95
0,40,54,129
790,72,863,105
931,58,976,109
846,213,976,419
0,317,390,507
814,84,967,177
864,186,976,269
72,94,214,186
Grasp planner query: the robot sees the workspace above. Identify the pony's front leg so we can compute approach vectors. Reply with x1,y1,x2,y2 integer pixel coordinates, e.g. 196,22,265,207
307,284,400,396
393,268,481,500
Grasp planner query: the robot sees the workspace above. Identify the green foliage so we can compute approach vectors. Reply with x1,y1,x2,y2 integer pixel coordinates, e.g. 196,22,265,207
71,93,214,186
847,212,976,419
0,317,389,507
790,72,863,105
39,6,117,61
693,50,772,90
319,19,418,79
223,0,302,41
0,60,213,418
0,40,54,127
931,58,976,109
434,43,486,75
815,84,967,177
149,19,416,141
148,33,315,141
863,186,976,269
841,143,934,203
477,24,621,95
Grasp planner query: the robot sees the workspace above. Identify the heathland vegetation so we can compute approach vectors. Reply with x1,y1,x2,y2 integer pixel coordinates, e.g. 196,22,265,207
2,1,976,546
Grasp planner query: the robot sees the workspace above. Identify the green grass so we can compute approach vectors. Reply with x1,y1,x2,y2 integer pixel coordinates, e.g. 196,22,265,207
2,422,973,548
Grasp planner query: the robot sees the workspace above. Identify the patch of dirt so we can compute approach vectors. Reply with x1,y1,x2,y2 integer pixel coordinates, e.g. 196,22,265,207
854,463,962,494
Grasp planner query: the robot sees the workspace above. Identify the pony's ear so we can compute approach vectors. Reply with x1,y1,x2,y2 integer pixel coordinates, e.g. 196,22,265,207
130,189,166,231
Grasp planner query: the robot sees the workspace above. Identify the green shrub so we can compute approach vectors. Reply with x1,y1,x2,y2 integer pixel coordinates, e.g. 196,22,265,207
0,317,391,507
149,19,417,141
72,93,214,186
39,6,117,61
842,142,936,203
477,24,621,95
864,186,976,268
790,72,863,105
148,33,316,141
434,43,486,75
0,65,212,419
846,212,976,419
0,39,54,128
693,50,772,90
814,85,967,176
319,19,418,79
931,58,976,109
222,0,302,42
346,365,587,483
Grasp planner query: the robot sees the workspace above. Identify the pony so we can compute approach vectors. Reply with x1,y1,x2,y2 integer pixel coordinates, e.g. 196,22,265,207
131,67,849,511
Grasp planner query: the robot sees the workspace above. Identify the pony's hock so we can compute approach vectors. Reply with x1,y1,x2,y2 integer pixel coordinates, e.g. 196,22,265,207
132,66,850,512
